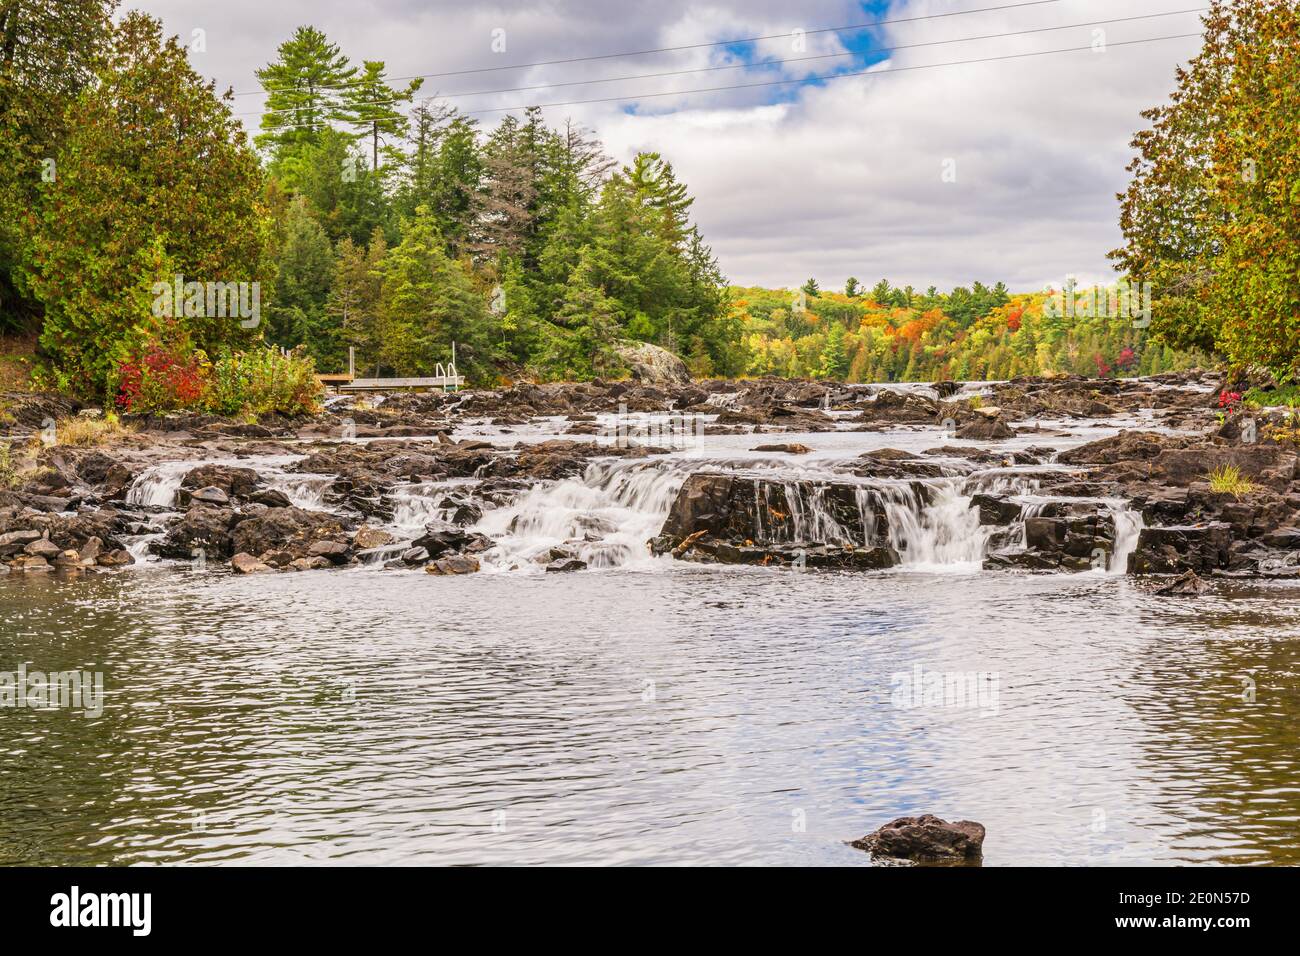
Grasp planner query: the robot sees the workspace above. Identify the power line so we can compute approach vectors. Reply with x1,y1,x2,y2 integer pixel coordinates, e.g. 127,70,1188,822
232,0,1064,98
235,8,1207,120
454,31,1203,117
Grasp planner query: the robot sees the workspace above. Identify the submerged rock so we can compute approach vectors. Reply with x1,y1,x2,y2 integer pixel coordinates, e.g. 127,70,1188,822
851,815,986,864
1154,569,1208,595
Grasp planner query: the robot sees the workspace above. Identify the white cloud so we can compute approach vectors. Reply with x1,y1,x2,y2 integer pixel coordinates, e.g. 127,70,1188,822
131,0,1206,291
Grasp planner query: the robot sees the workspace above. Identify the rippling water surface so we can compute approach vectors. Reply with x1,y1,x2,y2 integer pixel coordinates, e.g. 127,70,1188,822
4,563,1299,865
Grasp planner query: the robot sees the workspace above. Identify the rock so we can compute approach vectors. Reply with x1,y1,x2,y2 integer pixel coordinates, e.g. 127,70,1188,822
613,340,691,385
180,464,260,498
288,556,332,571
750,443,812,454
1128,523,1232,575
1057,430,1183,465
187,485,231,507
96,549,134,567
307,539,351,564
9,554,51,572
230,552,273,575
545,557,587,572
154,505,236,560
24,537,62,560
970,494,1021,525
425,555,480,575
0,529,42,557
78,536,102,565
249,488,293,508
1024,517,1065,551
1155,569,1208,595
412,525,492,558
955,416,1014,440
230,507,350,560
353,526,395,550
851,815,985,863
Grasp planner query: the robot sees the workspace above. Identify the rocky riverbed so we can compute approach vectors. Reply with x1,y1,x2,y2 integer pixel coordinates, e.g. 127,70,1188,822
2,371,1298,583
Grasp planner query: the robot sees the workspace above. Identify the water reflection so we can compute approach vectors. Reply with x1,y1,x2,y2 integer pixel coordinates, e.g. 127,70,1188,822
3,566,1299,865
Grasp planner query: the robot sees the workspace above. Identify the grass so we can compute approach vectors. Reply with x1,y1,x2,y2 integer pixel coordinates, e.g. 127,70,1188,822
1207,463,1256,499
44,414,131,447
0,441,18,489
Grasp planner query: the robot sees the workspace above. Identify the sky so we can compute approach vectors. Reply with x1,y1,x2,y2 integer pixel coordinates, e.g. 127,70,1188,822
127,0,1208,294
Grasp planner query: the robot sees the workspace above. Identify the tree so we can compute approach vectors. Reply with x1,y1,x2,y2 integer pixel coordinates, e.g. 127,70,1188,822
1110,1,1248,354
376,206,490,379
297,127,390,245
1204,0,1300,378
342,60,422,172
23,12,269,395
820,322,849,380
255,26,356,186
266,197,335,365
844,277,861,298
327,230,386,374
0,0,117,331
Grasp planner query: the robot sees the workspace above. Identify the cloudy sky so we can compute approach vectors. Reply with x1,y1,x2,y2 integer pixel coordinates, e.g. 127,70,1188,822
128,0,1207,293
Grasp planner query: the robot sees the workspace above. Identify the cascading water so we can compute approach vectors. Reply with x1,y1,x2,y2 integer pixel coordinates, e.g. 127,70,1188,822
472,459,687,571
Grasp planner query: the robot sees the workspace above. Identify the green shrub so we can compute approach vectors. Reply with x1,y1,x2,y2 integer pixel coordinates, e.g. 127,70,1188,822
205,347,322,417
1244,384,1300,409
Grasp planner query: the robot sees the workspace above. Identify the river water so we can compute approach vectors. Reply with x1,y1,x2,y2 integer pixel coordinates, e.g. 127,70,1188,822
3,399,1299,866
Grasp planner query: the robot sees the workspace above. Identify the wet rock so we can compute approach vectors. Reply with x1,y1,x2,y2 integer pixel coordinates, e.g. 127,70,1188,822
155,505,237,560
9,554,51,572
426,555,480,575
400,547,427,566
955,416,1014,440
970,494,1022,525
851,815,985,864
288,556,333,571
1128,523,1232,575
654,474,899,569
307,539,351,565
96,549,134,567
545,557,587,572
1155,569,1208,596
231,552,273,575
413,525,492,558
1024,517,1065,550
78,537,102,565
230,507,350,560
751,443,812,454
352,526,394,550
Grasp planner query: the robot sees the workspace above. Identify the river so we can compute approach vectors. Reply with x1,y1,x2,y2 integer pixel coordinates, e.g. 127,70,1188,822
3,397,1299,865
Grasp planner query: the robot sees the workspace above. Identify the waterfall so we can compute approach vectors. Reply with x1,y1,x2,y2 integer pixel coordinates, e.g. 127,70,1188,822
126,462,192,508
1106,504,1144,575
472,459,687,571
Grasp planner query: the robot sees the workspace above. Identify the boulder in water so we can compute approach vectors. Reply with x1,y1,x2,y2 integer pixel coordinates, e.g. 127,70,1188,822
1155,569,1208,595
851,815,985,864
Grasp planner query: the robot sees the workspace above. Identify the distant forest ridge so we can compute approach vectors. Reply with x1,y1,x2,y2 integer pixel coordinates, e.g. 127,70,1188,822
726,280,1208,383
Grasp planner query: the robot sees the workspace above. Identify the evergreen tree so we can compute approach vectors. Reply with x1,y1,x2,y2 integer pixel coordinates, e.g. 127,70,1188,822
255,26,357,187
266,197,335,365
342,60,422,172
24,12,269,394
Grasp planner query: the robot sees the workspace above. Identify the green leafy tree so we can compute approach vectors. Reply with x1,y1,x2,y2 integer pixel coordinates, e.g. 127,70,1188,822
266,197,335,365
23,12,268,395
0,0,117,331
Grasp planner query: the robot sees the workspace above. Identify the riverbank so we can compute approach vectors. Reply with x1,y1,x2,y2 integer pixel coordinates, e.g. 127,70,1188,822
1,371,1298,582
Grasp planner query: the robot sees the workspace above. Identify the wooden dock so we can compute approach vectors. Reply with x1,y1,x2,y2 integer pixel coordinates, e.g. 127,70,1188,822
316,348,464,393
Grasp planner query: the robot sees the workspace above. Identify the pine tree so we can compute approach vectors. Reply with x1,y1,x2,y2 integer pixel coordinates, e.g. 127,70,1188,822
342,60,422,172
266,197,334,364
255,26,357,187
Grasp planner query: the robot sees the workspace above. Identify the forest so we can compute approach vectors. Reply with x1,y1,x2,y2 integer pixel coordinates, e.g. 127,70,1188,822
0,0,1293,415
